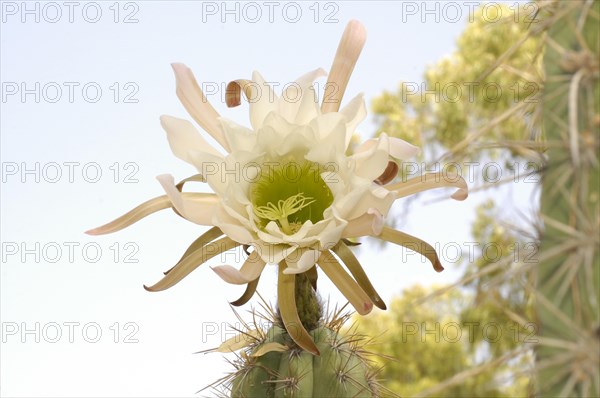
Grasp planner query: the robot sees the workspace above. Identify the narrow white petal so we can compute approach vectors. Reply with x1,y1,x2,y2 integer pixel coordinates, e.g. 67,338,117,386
171,63,230,151
156,174,219,225
216,329,262,353
251,342,289,357
85,195,171,235
211,265,250,285
378,227,444,272
321,20,367,113
277,266,320,355
387,172,469,201
239,251,267,281
145,236,239,292
160,115,223,168
318,250,373,315
211,252,266,284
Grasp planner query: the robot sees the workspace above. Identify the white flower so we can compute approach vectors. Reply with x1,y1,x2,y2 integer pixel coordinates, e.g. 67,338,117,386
160,65,421,275
87,20,467,354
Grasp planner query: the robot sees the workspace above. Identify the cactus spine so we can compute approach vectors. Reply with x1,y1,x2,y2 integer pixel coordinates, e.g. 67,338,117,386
537,1,599,396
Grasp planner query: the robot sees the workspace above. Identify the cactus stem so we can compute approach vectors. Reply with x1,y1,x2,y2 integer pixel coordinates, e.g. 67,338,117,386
293,272,323,332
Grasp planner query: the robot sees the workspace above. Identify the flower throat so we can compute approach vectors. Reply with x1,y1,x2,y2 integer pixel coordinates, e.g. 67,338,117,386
250,161,334,234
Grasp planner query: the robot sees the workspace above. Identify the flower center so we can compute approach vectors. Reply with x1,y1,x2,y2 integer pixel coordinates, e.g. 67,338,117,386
250,161,334,234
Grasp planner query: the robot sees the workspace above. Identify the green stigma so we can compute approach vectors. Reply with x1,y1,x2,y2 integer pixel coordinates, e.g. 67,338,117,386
250,161,334,234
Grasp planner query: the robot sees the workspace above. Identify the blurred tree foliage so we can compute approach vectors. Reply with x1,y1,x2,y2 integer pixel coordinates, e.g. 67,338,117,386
371,3,543,163
357,201,534,397
357,3,546,396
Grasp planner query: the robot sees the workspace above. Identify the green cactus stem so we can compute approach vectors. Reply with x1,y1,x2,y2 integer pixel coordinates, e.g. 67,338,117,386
537,1,599,396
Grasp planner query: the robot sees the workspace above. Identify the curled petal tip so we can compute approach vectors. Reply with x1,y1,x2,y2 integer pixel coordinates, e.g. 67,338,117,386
143,285,154,292
374,161,399,185
434,261,444,272
225,82,241,108
451,189,468,201
84,229,98,236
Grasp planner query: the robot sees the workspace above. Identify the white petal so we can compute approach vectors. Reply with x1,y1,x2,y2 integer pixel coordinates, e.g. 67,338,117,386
309,112,347,140
305,114,347,164
355,135,418,161
321,170,347,197
317,224,346,250
156,174,219,225
293,68,328,88
342,208,384,238
249,71,278,130
279,68,326,124
283,248,321,274
171,63,229,151
275,126,313,157
258,220,321,246
258,223,285,243
257,112,296,148
293,86,320,125
389,137,420,159
351,133,390,181
219,117,256,153
340,93,367,148
335,182,395,219
187,152,227,195
310,209,347,249
213,205,255,244
353,138,377,154
160,115,223,168
253,241,297,265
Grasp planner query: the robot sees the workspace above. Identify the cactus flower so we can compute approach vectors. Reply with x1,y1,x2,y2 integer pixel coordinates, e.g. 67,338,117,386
87,20,468,354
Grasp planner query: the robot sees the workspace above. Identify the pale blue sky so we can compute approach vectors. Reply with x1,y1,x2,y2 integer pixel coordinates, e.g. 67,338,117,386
1,1,536,396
